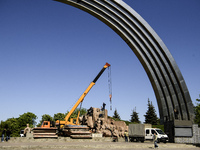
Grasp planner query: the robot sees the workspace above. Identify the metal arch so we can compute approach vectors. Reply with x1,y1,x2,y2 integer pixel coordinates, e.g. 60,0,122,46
55,0,194,124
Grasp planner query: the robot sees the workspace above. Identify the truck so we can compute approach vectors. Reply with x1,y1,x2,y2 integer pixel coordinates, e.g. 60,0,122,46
33,63,111,139
128,124,168,143
128,124,145,142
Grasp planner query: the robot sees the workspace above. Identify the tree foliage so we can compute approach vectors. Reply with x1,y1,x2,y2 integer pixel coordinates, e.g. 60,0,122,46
0,107,98,137
130,107,141,123
41,114,53,122
53,113,66,121
18,112,37,128
113,108,121,120
144,99,159,125
0,112,37,137
194,95,200,127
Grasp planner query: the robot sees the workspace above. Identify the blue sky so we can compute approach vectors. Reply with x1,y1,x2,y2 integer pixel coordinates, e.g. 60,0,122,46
0,0,200,124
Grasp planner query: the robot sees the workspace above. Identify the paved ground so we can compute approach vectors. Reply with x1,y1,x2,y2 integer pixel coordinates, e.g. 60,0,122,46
0,139,199,150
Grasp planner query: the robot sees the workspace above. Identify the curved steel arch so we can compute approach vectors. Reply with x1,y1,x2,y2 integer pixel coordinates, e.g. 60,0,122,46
55,0,194,124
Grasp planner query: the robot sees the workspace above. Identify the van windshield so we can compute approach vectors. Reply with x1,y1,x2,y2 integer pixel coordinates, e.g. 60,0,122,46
156,129,165,134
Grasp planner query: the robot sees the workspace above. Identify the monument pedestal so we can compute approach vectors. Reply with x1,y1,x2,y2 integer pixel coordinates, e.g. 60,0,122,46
164,120,200,144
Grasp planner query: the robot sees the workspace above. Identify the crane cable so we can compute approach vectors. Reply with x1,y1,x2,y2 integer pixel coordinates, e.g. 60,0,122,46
108,65,112,110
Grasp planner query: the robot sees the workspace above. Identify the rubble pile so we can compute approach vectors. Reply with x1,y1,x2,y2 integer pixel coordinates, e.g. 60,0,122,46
79,107,128,138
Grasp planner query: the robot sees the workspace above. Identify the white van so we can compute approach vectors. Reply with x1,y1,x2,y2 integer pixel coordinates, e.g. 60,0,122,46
145,128,168,143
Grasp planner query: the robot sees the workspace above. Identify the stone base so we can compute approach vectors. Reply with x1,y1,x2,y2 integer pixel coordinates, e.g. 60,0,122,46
175,124,200,144
164,121,200,144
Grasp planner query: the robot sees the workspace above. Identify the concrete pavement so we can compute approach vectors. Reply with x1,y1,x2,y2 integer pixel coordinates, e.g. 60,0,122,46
0,137,199,150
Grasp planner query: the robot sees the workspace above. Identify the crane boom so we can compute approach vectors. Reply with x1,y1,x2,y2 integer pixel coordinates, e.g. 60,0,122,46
64,62,110,123
56,63,111,126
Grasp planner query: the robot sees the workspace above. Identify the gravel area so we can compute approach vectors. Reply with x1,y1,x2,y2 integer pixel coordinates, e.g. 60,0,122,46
0,138,199,150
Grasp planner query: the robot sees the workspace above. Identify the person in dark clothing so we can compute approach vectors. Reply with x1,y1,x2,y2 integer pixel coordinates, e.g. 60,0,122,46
124,130,129,142
1,128,6,142
6,129,11,141
174,109,179,119
153,132,159,148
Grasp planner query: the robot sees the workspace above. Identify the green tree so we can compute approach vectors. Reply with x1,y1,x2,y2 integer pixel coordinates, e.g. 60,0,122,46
5,118,20,137
194,95,200,127
144,99,159,125
0,112,37,137
41,114,53,121
53,113,66,121
18,112,37,128
113,108,121,120
130,107,141,123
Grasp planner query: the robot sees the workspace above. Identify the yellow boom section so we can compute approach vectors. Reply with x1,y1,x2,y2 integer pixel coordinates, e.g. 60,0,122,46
64,82,95,123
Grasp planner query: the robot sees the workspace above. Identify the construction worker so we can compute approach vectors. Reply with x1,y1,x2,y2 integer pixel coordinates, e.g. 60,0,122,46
153,132,159,148
6,129,11,141
1,128,6,142
124,130,129,142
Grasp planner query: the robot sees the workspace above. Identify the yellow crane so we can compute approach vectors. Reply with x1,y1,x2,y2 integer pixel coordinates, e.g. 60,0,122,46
56,62,111,138
33,63,111,139
56,62,110,127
